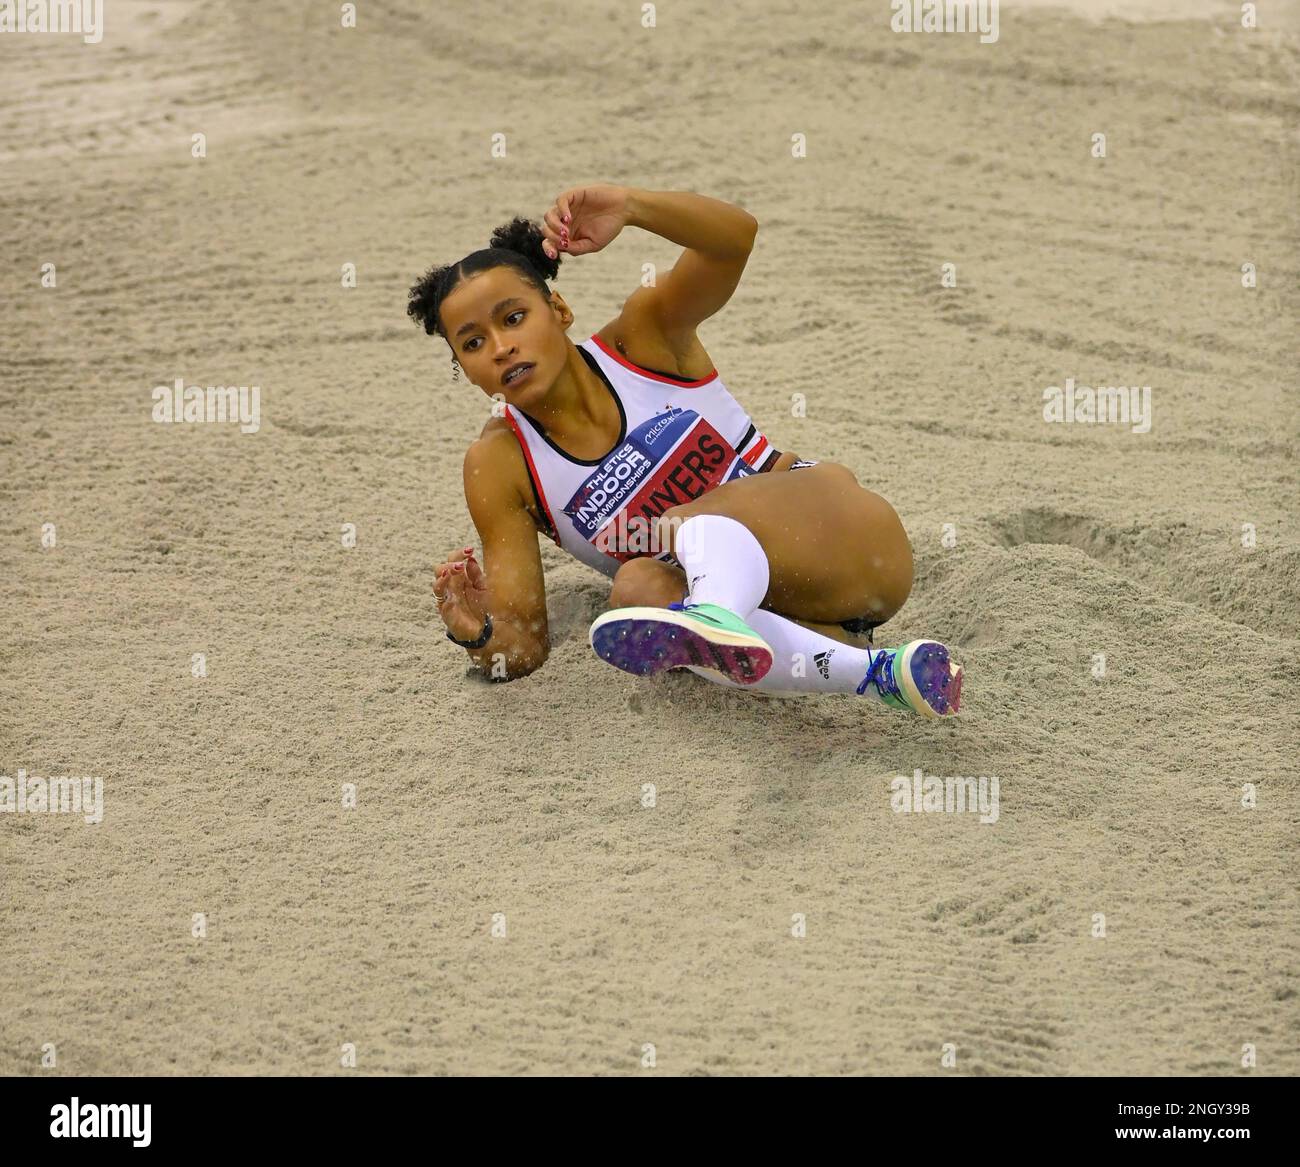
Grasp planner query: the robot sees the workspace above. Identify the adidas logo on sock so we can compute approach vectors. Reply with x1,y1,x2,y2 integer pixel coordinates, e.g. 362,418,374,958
813,649,834,680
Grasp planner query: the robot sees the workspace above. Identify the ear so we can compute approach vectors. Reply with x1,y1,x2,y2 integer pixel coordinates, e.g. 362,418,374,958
549,293,573,329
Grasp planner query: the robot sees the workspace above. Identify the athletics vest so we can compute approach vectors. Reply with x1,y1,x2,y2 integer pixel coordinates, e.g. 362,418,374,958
503,334,777,578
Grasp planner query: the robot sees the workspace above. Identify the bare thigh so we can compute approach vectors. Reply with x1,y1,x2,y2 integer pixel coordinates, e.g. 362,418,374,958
653,463,914,624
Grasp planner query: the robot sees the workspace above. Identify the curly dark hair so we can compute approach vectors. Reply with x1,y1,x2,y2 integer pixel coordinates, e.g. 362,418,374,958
406,216,562,345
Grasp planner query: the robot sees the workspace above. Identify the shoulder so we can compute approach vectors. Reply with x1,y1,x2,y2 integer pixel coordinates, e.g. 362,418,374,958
476,413,514,442
464,417,552,534
594,289,715,382
464,419,525,503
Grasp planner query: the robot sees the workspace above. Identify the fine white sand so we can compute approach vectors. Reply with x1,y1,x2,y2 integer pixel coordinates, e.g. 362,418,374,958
2,0,1297,1075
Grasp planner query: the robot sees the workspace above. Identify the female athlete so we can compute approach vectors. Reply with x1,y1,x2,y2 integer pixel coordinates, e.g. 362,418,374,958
407,185,961,717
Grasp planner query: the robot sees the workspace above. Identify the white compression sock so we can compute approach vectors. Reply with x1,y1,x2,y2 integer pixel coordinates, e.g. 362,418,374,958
674,514,769,617
684,607,884,699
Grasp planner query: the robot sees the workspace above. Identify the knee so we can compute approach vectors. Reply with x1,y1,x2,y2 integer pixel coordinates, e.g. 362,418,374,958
819,461,860,484
608,557,687,610
870,504,914,616
845,488,912,619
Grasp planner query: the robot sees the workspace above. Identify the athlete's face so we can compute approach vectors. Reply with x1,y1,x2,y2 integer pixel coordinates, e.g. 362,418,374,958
439,267,569,407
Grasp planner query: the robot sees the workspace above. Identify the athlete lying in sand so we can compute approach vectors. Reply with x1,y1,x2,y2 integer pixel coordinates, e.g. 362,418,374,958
407,185,961,717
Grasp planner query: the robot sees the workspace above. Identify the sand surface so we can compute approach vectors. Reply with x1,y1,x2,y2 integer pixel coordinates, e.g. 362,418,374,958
2,0,1297,1075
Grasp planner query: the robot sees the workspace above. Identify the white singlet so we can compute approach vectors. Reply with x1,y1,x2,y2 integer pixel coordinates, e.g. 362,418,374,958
502,334,780,578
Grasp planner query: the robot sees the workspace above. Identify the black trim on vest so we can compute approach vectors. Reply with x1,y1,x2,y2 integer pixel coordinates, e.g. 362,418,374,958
517,346,629,467
525,471,556,539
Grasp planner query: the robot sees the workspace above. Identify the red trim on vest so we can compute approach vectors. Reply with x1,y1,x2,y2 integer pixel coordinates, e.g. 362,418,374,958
588,334,717,387
503,409,561,546
741,435,769,466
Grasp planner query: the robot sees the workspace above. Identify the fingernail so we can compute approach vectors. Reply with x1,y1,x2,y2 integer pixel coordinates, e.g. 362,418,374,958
564,213,570,224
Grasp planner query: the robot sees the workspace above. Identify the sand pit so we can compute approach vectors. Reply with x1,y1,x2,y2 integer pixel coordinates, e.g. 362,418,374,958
1,0,1297,1075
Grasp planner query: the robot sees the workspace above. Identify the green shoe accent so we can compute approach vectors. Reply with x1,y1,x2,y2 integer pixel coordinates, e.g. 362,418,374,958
857,640,962,718
589,601,774,684
668,600,761,640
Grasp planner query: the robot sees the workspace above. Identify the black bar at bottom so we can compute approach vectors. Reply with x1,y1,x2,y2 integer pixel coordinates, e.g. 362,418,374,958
3,1074,1290,1152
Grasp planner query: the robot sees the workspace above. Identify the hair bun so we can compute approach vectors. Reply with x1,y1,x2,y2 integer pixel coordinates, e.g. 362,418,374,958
406,215,561,339
489,216,561,283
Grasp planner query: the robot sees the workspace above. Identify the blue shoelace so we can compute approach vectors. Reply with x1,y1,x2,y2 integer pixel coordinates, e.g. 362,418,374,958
667,600,729,628
856,648,900,698
674,603,892,689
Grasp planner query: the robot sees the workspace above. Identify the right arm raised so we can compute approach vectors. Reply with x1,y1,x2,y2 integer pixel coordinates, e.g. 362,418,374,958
456,431,550,680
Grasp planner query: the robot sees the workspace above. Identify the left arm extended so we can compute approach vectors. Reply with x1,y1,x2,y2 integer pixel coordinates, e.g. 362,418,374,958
622,189,758,336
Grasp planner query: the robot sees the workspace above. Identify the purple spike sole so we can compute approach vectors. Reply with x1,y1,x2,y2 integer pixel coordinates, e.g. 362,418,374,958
907,642,963,716
591,615,772,684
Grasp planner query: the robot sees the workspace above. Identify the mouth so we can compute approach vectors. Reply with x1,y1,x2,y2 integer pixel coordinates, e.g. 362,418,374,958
501,362,535,386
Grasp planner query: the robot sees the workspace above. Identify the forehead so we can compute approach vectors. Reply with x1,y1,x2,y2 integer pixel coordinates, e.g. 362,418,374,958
441,267,538,332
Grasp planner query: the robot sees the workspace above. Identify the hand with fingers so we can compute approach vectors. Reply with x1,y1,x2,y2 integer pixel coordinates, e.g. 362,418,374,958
433,546,491,645
540,184,631,261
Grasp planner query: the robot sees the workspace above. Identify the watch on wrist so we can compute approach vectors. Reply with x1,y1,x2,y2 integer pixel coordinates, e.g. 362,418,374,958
446,612,493,650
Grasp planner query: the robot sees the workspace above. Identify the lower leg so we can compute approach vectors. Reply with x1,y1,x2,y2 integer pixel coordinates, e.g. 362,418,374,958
683,608,892,697
600,497,961,713
607,557,870,645
606,557,897,699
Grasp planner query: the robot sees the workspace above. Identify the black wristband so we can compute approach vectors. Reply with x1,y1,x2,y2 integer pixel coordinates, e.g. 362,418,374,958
446,612,493,650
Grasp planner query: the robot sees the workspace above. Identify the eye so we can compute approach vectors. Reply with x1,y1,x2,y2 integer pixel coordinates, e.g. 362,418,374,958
463,310,526,352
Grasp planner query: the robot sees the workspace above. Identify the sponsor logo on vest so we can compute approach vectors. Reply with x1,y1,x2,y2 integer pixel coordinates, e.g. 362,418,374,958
643,407,685,446
566,412,752,558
